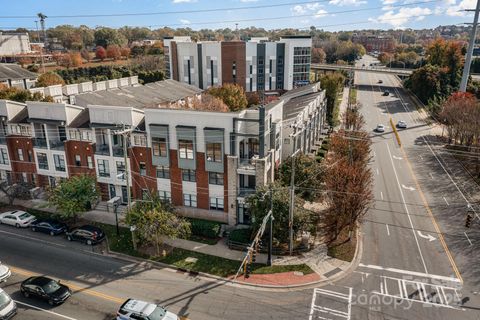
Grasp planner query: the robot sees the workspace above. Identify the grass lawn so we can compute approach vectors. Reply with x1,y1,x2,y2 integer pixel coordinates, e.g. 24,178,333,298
185,234,219,245
252,264,314,275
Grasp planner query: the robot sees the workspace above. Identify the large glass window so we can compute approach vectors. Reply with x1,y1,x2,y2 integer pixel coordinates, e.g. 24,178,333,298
139,162,147,176
210,197,224,211
152,137,167,157
54,154,66,172
0,148,9,165
183,194,197,207
37,153,48,170
182,169,196,182
178,139,194,159
75,155,81,167
116,161,125,179
17,149,24,161
158,190,171,203
98,159,110,177
208,172,224,185
206,142,222,163
156,166,170,179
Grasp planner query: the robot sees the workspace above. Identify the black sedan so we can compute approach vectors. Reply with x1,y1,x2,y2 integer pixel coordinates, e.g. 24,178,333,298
20,276,71,306
66,225,105,245
31,219,68,236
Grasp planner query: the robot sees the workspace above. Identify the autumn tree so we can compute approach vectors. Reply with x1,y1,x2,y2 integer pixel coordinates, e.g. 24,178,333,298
95,46,107,61
0,85,53,103
36,72,65,87
320,72,345,126
94,27,127,47
206,83,248,111
0,181,32,205
120,47,131,59
106,45,122,60
189,94,229,112
69,52,83,67
311,47,326,63
80,48,91,62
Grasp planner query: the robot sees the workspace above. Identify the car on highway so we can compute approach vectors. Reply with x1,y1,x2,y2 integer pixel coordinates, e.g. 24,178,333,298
117,299,179,320
31,219,68,236
375,124,385,133
0,288,16,320
396,120,407,129
378,79,383,84
0,262,11,283
20,276,71,306
66,225,105,245
382,90,390,96
0,210,36,228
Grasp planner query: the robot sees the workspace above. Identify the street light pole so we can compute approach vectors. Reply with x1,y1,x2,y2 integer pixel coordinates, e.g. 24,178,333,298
267,186,273,266
114,202,119,236
289,131,301,256
460,0,480,92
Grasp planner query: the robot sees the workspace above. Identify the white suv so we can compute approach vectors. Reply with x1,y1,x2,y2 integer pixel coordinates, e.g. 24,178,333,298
117,299,179,320
0,261,11,282
0,288,16,320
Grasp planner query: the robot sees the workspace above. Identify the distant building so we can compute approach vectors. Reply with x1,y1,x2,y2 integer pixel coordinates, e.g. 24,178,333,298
164,35,312,92
0,33,32,57
0,63,38,89
352,35,395,53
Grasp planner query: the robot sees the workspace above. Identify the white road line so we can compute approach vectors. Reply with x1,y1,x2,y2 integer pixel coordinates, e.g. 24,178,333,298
386,143,429,274
376,168,379,175
14,300,78,320
429,172,434,179
443,197,449,206
464,232,473,246
358,264,461,283
385,224,390,236
308,288,317,320
420,155,423,160
380,191,384,200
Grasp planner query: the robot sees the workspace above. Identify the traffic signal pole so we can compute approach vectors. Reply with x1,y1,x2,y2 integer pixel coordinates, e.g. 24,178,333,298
460,0,480,92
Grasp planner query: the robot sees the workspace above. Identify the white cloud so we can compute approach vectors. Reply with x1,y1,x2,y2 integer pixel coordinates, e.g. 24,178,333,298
315,9,328,18
444,0,475,16
374,7,432,28
329,0,367,6
240,0,259,2
291,2,327,18
172,0,197,3
179,19,191,24
382,5,394,10
382,0,397,4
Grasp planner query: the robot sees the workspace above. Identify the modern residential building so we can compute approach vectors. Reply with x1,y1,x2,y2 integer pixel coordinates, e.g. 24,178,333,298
0,63,38,89
164,36,312,92
1,78,326,226
0,33,32,57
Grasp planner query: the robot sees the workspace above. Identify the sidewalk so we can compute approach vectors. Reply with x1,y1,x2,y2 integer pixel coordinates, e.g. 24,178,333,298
335,86,350,131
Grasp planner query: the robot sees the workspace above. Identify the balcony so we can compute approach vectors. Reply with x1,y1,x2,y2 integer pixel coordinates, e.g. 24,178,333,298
112,146,124,157
0,136,6,144
238,188,256,198
33,137,48,149
49,140,65,151
237,155,258,173
95,144,110,156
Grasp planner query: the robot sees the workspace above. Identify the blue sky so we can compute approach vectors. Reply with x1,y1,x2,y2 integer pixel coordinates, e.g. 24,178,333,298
0,0,476,31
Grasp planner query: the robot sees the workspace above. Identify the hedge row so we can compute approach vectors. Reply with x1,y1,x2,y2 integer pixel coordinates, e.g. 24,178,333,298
187,218,222,239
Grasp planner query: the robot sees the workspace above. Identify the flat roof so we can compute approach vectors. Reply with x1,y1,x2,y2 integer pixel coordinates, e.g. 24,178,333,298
0,64,38,81
73,79,203,109
283,91,324,121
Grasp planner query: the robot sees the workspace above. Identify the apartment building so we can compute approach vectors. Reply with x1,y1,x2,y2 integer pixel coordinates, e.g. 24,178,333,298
352,35,396,53
0,32,32,57
1,78,326,226
164,36,312,92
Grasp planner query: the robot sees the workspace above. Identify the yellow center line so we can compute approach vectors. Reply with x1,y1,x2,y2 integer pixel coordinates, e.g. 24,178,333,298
10,266,125,304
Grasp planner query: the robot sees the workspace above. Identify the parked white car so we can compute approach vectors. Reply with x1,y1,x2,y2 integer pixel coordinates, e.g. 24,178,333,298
0,288,16,319
0,262,11,283
0,210,36,228
375,124,386,133
117,299,179,320
396,120,407,129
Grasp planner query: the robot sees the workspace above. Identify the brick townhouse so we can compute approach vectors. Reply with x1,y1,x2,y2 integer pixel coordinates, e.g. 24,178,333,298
0,78,326,226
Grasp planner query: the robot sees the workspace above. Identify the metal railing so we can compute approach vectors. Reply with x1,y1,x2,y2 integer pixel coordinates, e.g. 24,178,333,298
95,144,110,156
49,140,65,150
33,137,47,149
112,146,124,157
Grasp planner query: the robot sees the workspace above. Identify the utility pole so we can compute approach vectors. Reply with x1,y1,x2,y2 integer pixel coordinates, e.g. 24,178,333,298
460,0,480,92
37,13,47,74
267,186,273,266
289,127,301,256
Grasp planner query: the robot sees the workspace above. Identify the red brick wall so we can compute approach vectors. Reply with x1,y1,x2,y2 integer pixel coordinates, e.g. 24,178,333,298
169,149,183,206
221,42,246,90
196,152,209,210
6,136,36,184
130,146,157,199
98,182,110,201
64,140,95,177
171,42,179,81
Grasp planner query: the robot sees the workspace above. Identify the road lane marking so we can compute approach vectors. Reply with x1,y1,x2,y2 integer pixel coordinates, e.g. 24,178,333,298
401,184,415,191
388,84,464,284
380,191,383,200
376,168,379,175
385,224,390,236
9,266,124,304
386,143,428,274
309,288,352,320
417,231,436,242
392,155,403,160
429,172,434,179
14,300,78,320
358,264,461,283
443,197,449,206
419,155,423,160
464,232,473,246
0,229,66,248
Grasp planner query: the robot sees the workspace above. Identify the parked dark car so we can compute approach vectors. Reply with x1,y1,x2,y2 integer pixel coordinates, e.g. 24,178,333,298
66,225,105,245
383,90,390,96
20,276,71,306
31,219,67,236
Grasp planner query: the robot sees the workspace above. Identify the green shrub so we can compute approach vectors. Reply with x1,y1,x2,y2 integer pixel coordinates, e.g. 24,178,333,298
228,228,252,244
187,218,221,239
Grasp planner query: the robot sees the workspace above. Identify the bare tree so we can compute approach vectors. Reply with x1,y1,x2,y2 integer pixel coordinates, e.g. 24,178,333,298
0,181,32,205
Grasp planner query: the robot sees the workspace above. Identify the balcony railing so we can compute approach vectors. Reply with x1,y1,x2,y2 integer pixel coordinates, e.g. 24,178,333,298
238,156,258,170
0,136,6,144
112,146,124,157
33,137,48,149
95,144,110,156
49,140,65,150
238,188,256,198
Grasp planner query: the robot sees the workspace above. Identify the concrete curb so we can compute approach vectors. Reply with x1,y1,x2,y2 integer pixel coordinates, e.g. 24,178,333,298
103,227,363,292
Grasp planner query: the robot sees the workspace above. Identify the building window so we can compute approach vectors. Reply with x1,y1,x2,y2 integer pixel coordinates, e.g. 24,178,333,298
208,172,224,185
98,159,110,177
178,139,194,159
152,137,167,157
133,135,146,147
249,65,253,74
17,149,24,161
210,60,214,86
182,169,196,182
142,189,149,200
156,166,170,179
210,197,224,211
269,59,273,73
69,130,81,140
183,194,197,207
206,142,222,163
87,156,93,169
0,148,8,165
116,161,125,179
81,130,92,141
54,154,66,172
158,190,171,203
28,150,33,162
37,153,48,170
75,155,81,167
139,162,147,176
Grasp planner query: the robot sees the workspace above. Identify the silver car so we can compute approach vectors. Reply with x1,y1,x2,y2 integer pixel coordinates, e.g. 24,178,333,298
0,288,16,320
0,210,36,228
397,120,407,129
375,124,385,133
0,262,11,282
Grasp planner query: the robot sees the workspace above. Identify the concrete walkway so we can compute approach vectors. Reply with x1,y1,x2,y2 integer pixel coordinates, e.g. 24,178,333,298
335,86,350,131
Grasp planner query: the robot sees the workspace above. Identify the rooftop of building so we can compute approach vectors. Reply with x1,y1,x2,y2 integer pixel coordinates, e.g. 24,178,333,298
283,91,325,121
0,64,38,81
73,79,203,109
